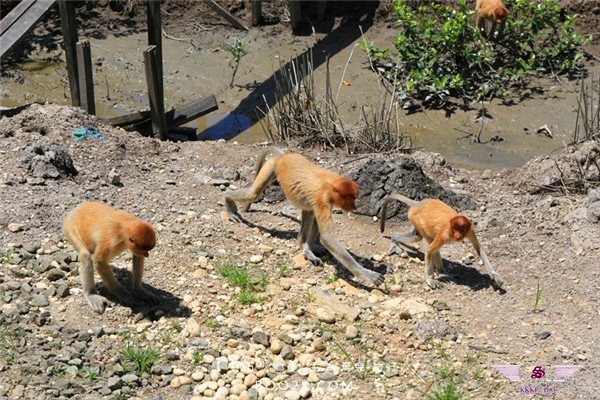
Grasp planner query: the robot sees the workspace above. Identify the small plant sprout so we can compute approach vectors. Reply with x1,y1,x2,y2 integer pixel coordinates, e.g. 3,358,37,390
226,38,247,88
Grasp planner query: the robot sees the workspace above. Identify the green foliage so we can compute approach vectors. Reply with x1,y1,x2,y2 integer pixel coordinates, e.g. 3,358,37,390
119,344,160,374
427,383,465,400
362,0,589,107
191,350,204,368
217,261,268,305
226,38,247,87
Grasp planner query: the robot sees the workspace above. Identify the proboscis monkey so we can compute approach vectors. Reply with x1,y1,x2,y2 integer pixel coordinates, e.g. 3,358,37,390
63,201,160,313
380,194,503,289
225,147,383,287
476,0,508,39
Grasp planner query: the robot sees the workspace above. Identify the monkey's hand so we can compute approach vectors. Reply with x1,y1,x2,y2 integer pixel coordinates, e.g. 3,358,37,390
356,269,384,287
387,242,405,256
86,293,109,314
134,286,161,303
490,273,504,288
225,199,244,223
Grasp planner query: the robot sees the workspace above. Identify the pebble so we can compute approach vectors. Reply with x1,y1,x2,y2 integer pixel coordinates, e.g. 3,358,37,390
270,338,284,354
285,390,301,400
191,371,205,381
250,255,264,263
315,308,336,323
281,345,295,360
8,223,24,232
345,325,359,339
170,376,192,388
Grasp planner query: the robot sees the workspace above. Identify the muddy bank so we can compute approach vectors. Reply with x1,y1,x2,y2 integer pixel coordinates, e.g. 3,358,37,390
0,1,598,171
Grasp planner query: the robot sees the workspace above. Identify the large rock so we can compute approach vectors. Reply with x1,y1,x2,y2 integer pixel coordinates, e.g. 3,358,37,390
21,144,78,179
349,157,476,218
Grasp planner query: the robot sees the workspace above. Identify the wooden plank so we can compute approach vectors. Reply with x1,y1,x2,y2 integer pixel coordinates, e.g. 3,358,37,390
104,96,218,129
58,0,79,107
143,45,167,140
76,40,95,115
251,0,262,26
164,96,218,128
288,0,301,31
0,0,55,59
146,0,163,102
0,0,36,36
206,0,249,31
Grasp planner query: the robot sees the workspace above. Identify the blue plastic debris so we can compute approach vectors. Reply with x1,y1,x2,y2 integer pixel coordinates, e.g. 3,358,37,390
71,127,103,141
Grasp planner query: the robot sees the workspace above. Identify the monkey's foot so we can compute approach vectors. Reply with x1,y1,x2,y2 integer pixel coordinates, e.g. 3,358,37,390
227,211,244,224
134,287,161,303
86,294,108,314
356,269,384,287
303,246,324,266
426,278,442,289
387,242,405,256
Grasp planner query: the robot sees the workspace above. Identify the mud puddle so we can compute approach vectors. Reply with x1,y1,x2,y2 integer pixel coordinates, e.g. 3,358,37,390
0,24,591,170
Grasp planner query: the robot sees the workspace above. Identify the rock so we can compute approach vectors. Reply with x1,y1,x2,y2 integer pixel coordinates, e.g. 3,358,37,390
30,294,49,307
414,319,452,341
170,376,192,388
121,374,139,385
20,144,77,179
315,307,336,324
285,390,301,400
280,345,295,360
8,223,25,233
107,376,123,391
383,298,434,317
270,338,284,354
299,384,311,398
250,255,264,263
313,290,360,321
345,325,359,339
244,373,258,387
46,268,66,282
535,331,551,340
252,330,270,347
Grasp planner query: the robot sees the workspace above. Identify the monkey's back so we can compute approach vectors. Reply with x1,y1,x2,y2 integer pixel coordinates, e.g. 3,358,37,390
63,201,135,255
274,153,338,211
409,199,459,240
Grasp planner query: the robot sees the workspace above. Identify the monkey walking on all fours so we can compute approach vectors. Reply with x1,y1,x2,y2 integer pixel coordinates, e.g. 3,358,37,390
63,201,161,314
225,147,384,287
380,194,504,289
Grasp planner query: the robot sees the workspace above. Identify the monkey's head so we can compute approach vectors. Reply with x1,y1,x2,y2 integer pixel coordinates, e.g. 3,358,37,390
450,216,471,241
494,6,508,24
127,221,156,257
331,178,360,212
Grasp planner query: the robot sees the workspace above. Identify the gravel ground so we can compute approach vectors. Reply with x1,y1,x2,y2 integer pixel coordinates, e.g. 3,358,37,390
0,104,599,400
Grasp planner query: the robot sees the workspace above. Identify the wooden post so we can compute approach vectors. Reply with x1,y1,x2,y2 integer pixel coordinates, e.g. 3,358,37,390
288,0,301,32
76,40,95,115
144,45,167,140
146,0,163,102
58,0,80,107
205,0,249,31
251,0,262,26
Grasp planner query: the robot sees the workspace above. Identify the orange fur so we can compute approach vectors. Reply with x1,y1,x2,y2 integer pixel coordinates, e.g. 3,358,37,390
476,0,508,38
225,148,382,286
63,201,159,313
380,194,503,289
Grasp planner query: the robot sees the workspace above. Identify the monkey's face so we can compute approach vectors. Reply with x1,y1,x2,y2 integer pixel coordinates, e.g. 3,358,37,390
331,178,360,212
450,216,471,241
494,7,507,24
128,222,156,257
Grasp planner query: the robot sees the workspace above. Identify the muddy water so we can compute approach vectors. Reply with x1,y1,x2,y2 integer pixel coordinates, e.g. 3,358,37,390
0,25,590,170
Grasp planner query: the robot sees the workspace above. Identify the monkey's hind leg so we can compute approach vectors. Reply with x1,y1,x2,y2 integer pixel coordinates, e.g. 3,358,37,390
299,210,326,266
225,158,277,223
132,255,160,303
79,250,108,314
388,227,421,256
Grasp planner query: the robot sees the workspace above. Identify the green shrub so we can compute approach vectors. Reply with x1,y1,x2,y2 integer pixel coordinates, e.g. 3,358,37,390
362,0,589,108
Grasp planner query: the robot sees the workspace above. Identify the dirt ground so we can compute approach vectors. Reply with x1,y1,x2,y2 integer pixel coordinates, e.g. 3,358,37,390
0,2,600,400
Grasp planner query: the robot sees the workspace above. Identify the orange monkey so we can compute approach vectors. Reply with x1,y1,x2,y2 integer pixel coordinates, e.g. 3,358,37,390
63,201,160,313
381,194,503,289
225,147,383,287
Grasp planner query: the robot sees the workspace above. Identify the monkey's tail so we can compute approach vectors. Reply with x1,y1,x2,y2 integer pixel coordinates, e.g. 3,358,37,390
254,146,285,176
379,193,419,233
